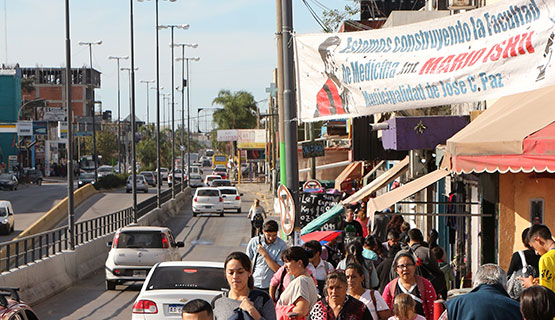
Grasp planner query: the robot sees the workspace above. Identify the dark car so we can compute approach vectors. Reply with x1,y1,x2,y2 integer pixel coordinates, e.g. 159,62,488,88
139,171,156,186
0,174,18,191
23,169,43,185
0,287,39,320
78,172,96,188
212,168,228,179
210,179,232,187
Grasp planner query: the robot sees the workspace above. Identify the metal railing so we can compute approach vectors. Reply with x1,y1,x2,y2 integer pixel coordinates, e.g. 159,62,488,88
0,184,183,273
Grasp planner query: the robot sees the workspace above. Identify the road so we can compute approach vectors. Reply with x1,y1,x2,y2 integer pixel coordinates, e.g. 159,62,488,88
32,183,267,319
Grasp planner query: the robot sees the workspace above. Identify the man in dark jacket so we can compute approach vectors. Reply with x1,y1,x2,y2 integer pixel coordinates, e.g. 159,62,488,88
407,228,447,295
440,264,523,320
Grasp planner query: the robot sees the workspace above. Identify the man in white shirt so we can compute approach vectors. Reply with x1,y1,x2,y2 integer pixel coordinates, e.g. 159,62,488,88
303,240,334,294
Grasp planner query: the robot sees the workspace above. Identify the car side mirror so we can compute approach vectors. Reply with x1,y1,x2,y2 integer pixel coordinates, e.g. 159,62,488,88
240,193,244,196
106,241,112,247
176,241,185,248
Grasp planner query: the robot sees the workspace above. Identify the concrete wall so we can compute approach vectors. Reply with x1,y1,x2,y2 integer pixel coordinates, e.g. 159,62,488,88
498,173,555,271
0,188,191,305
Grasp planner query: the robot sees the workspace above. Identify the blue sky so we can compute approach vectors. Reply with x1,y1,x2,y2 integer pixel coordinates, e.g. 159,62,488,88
2,0,355,131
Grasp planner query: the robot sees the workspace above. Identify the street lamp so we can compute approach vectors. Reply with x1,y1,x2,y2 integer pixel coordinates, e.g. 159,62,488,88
108,55,129,174
137,0,179,207
176,56,200,188
173,43,197,190
196,107,220,133
140,80,155,124
159,24,189,198
78,40,102,182
121,66,139,169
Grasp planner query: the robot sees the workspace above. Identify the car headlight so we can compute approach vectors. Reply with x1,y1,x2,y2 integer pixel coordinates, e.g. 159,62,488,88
1,218,8,224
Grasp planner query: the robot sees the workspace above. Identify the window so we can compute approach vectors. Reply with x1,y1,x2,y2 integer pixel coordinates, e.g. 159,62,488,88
117,231,163,248
219,189,237,195
198,190,220,197
146,266,228,291
530,198,544,225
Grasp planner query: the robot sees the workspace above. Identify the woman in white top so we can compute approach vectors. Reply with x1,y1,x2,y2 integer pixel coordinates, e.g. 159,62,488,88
346,263,393,320
276,246,319,319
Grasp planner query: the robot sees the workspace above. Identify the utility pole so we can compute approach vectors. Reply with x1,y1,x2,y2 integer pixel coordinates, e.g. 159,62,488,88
64,0,75,250
282,0,300,240
275,0,286,186
109,55,129,175
130,0,138,222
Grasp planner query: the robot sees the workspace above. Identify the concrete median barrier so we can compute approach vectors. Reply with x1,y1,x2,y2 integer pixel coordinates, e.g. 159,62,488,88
15,184,98,240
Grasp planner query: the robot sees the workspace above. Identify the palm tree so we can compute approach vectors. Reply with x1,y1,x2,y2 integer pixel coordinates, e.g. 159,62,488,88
212,90,258,130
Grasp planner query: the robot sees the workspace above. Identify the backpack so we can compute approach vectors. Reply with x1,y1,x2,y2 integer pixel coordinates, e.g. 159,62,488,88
253,213,264,230
507,250,538,300
388,275,426,304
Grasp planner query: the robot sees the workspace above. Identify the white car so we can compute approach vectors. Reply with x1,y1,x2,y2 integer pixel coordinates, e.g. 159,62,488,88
189,173,204,188
0,200,15,235
127,175,149,193
157,168,169,182
218,187,242,213
131,261,227,319
190,166,202,175
105,226,184,290
203,175,221,187
192,187,224,217
168,169,185,188
98,165,115,178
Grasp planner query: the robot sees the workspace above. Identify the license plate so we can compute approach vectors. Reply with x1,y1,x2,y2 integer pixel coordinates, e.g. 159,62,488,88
168,304,184,314
204,205,212,208
133,270,147,277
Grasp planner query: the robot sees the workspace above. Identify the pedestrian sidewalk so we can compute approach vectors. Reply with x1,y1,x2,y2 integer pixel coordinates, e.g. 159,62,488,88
236,182,278,216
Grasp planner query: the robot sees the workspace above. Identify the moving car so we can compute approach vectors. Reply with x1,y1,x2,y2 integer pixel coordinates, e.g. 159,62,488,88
131,261,227,319
192,188,224,217
105,226,184,290
98,165,115,178
0,201,15,235
189,173,204,188
210,179,232,187
140,171,157,187
218,187,242,213
0,173,18,191
127,175,149,193
78,172,95,188
203,175,221,187
202,159,211,167
168,169,184,188
190,166,202,175
212,167,228,180
158,168,169,183
23,168,43,185
0,287,39,320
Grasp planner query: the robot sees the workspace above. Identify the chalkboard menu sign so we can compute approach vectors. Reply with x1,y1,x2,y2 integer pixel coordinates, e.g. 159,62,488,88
302,141,325,158
299,192,342,231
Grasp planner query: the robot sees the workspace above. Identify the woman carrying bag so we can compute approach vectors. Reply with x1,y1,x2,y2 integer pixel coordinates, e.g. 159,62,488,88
346,263,393,320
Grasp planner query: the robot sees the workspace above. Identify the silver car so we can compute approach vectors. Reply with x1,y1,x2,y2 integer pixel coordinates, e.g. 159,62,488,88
0,201,15,235
127,175,149,193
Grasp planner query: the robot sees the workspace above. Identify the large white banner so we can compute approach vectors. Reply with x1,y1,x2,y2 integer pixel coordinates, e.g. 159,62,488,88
295,0,555,122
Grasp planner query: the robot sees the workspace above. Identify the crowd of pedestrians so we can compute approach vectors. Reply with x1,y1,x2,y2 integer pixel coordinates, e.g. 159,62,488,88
179,201,555,320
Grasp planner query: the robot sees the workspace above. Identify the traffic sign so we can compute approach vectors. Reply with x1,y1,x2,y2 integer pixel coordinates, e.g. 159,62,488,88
302,179,322,191
278,184,295,235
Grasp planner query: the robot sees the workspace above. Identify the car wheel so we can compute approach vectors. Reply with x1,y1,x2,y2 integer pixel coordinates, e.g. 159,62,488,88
106,280,116,290
220,212,224,217
193,212,197,217
38,179,42,186
237,208,241,213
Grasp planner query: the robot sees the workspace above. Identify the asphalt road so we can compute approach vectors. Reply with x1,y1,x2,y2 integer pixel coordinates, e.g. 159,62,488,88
32,183,265,319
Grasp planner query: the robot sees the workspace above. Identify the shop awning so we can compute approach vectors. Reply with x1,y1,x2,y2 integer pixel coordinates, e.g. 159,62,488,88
444,85,555,174
367,168,449,215
342,156,409,205
301,204,344,235
334,161,363,190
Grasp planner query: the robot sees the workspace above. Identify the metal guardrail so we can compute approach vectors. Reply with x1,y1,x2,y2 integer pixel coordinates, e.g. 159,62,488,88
0,184,183,273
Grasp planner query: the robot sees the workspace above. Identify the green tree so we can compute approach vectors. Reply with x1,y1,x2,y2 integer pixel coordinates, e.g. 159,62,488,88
212,90,258,130
322,1,360,32
83,124,118,164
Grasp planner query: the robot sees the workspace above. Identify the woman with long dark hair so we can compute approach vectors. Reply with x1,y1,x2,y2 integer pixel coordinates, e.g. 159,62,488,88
346,263,392,320
337,241,379,289
213,252,276,320
386,216,404,235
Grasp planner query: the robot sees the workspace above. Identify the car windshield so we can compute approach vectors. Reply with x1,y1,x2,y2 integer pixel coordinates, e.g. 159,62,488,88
81,173,94,179
219,189,237,195
146,266,228,291
99,167,112,172
212,180,231,187
117,231,163,248
0,174,12,180
190,174,201,179
0,207,7,216
197,190,219,197
206,176,219,182
141,172,152,177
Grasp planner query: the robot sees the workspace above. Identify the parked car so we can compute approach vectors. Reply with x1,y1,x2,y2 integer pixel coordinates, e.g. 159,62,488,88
203,175,221,187
0,287,39,320
210,179,232,187
98,165,115,178
105,226,184,290
192,187,224,217
126,175,149,193
212,167,228,180
23,168,43,185
218,187,242,213
78,172,96,188
0,174,18,191
140,171,157,187
131,261,227,319
189,173,204,188
0,201,15,235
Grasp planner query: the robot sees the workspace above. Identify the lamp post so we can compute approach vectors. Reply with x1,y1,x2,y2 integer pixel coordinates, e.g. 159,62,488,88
173,43,197,190
108,55,129,174
140,80,154,124
177,56,200,188
138,0,178,207
64,0,75,250
197,107,220,133
159,24,189,198
78,40,102,182
121,66,139,169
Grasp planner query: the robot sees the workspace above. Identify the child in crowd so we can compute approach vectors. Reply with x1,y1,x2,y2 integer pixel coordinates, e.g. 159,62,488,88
388,293,425,320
